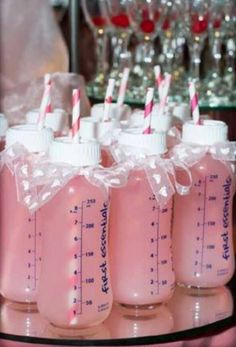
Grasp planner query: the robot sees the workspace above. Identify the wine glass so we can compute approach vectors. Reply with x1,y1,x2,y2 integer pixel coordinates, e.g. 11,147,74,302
184,0,210,88
81,0,110,94
105,0,133,82
126,0,162,97
222,0,236,97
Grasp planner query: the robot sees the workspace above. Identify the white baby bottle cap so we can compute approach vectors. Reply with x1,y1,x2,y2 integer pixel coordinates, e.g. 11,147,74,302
49,137,101,167
129,109,144,128
91,103,131,121
151,114,172,132
182,120,228,146
6,124,53,153
172,103,191,122
0,113,8,137
26,108,67,132
79,117,118,142
119,128,167,155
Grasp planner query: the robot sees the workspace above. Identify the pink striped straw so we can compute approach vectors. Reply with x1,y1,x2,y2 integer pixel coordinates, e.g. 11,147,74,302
103,78,116,121
44,74,52,114
71,89,81,143
117,68,130,106
158,73,172,117
189,82,201,125
37,75,52,130
154,65,163,100
143,88,154,135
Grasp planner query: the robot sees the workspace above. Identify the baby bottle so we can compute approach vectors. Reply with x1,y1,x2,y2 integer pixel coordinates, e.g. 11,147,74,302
91,102,131,123
0,113,8,151
79,117,118,167
173,120,235,288
109,129,175,307
0,124,53,303
26,108,68,137
37,137,113,329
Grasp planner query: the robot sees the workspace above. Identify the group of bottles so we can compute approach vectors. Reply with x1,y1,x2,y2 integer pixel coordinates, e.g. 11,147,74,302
0,100,235,331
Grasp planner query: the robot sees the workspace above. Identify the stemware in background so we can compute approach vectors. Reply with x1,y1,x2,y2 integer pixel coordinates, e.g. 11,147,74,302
184,0,209,90
205,0,225,102
105,0,133,84
158,0,185,99
81,0,110,94
126,0,162,98
222,0,236,96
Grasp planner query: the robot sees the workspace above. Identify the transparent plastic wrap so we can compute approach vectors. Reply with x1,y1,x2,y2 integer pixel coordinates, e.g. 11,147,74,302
110,143,192,207
0,0,90,124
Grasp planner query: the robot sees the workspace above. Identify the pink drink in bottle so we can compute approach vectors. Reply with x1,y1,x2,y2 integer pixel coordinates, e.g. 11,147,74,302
79,117,118,167
173,120,235,288
26,108,68,137
109,130,175,307
37,138,113,329
0,113,8,151
0,125,53,303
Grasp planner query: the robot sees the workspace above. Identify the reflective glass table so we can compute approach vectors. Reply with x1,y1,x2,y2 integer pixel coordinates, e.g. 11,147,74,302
0,273,235,346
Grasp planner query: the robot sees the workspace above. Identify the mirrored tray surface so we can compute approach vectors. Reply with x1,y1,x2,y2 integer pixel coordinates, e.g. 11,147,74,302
0,273,235,346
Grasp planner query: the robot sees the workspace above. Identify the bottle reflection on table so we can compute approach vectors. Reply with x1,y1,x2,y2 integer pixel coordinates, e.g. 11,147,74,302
104,302,174,338
167,285,233,331
0,299,48,337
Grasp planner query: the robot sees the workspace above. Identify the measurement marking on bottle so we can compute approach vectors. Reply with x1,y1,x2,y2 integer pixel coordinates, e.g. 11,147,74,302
70,199,96,319
200,177,207,273
156,207,160,295
27,212,38,292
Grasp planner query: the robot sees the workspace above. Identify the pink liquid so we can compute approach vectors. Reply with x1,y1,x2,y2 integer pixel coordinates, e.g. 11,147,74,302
101,147,114,168
0,138,5,151
111,14,130,28
92,16,107,27
0,166,42,303
191,13,208,34
109,169,175,306
37,176,112,329
173,154,235,288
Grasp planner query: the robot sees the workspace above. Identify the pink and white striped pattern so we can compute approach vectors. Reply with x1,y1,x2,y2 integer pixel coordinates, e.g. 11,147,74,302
158,73,172,117
103,78,115,121
143,88,154,135
37,74,52,130
71,89,81,142
117,67,130,106
189,82,201,125
154,65,163,100
44,74,52,113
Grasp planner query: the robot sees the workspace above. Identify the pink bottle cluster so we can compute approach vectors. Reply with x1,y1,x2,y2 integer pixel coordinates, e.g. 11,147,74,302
0,74,235,333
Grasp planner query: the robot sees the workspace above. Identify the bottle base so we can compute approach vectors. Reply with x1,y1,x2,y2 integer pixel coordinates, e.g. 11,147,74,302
119,302,162,310
49,322,103,338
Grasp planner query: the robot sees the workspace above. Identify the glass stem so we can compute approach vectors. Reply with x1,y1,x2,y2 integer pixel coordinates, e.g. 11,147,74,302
211,37,222,77
111,32,131,76
95,32,108,77
189,42,201,82
162,38,174,74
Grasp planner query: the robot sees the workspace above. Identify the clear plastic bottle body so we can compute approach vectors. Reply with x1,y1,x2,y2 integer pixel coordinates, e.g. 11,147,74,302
37,175,112,329
173,154,235,288
0,166,42,303
109,169,175,306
